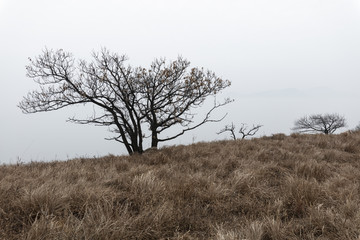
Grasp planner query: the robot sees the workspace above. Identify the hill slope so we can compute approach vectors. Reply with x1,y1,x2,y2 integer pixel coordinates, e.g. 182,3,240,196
1,132,360,239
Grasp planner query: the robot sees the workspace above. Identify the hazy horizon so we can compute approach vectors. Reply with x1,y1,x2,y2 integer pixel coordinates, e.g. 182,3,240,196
1,0,360,164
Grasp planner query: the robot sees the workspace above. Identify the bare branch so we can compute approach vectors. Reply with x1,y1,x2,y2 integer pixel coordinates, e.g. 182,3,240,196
158,99,232,142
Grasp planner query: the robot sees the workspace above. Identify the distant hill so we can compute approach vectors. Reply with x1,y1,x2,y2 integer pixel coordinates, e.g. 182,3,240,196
1,131,360,239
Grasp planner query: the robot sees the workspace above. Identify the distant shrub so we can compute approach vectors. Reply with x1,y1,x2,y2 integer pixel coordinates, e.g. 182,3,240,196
261,133,286,141
270,133,286,140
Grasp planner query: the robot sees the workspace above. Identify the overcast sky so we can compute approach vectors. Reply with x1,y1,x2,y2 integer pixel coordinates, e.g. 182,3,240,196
1,0,360,164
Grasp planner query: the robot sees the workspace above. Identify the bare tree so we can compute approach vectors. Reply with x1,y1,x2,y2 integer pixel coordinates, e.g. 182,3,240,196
238,123,262,139
292,113,346,135
218,122,237,140
218,122,262,140
19,48,231,154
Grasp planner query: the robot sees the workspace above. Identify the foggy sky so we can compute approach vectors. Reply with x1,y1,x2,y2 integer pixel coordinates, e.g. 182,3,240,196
1,0,360,164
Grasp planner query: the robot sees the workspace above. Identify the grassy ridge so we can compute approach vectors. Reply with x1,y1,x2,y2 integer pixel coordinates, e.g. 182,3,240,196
1,132,360,239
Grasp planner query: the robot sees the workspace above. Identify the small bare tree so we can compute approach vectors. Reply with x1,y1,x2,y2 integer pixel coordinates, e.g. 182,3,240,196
292,113,346,135
218,122,237,140
238,123,263,139
19,48,231,155
218,122,262,140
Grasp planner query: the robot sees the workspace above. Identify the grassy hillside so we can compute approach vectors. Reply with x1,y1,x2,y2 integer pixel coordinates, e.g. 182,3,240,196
1,132,360,239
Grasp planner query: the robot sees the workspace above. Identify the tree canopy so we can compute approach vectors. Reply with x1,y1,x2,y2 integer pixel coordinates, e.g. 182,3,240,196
19,48,232,154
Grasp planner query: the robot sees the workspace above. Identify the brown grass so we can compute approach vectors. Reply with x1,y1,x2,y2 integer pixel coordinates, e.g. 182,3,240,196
1,132,360,239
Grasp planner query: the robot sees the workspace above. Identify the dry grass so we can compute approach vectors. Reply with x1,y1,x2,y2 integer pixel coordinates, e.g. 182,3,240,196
1,132,360,239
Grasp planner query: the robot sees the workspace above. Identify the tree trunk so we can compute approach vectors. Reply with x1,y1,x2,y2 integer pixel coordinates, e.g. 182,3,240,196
151,130,158,148
150,110,159,148
124,144,134,155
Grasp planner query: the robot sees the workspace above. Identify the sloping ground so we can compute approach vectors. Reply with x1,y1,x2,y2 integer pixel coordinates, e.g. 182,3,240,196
1,132,360,239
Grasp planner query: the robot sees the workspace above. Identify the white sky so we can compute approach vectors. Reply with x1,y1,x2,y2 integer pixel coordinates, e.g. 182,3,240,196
1,0,360,163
